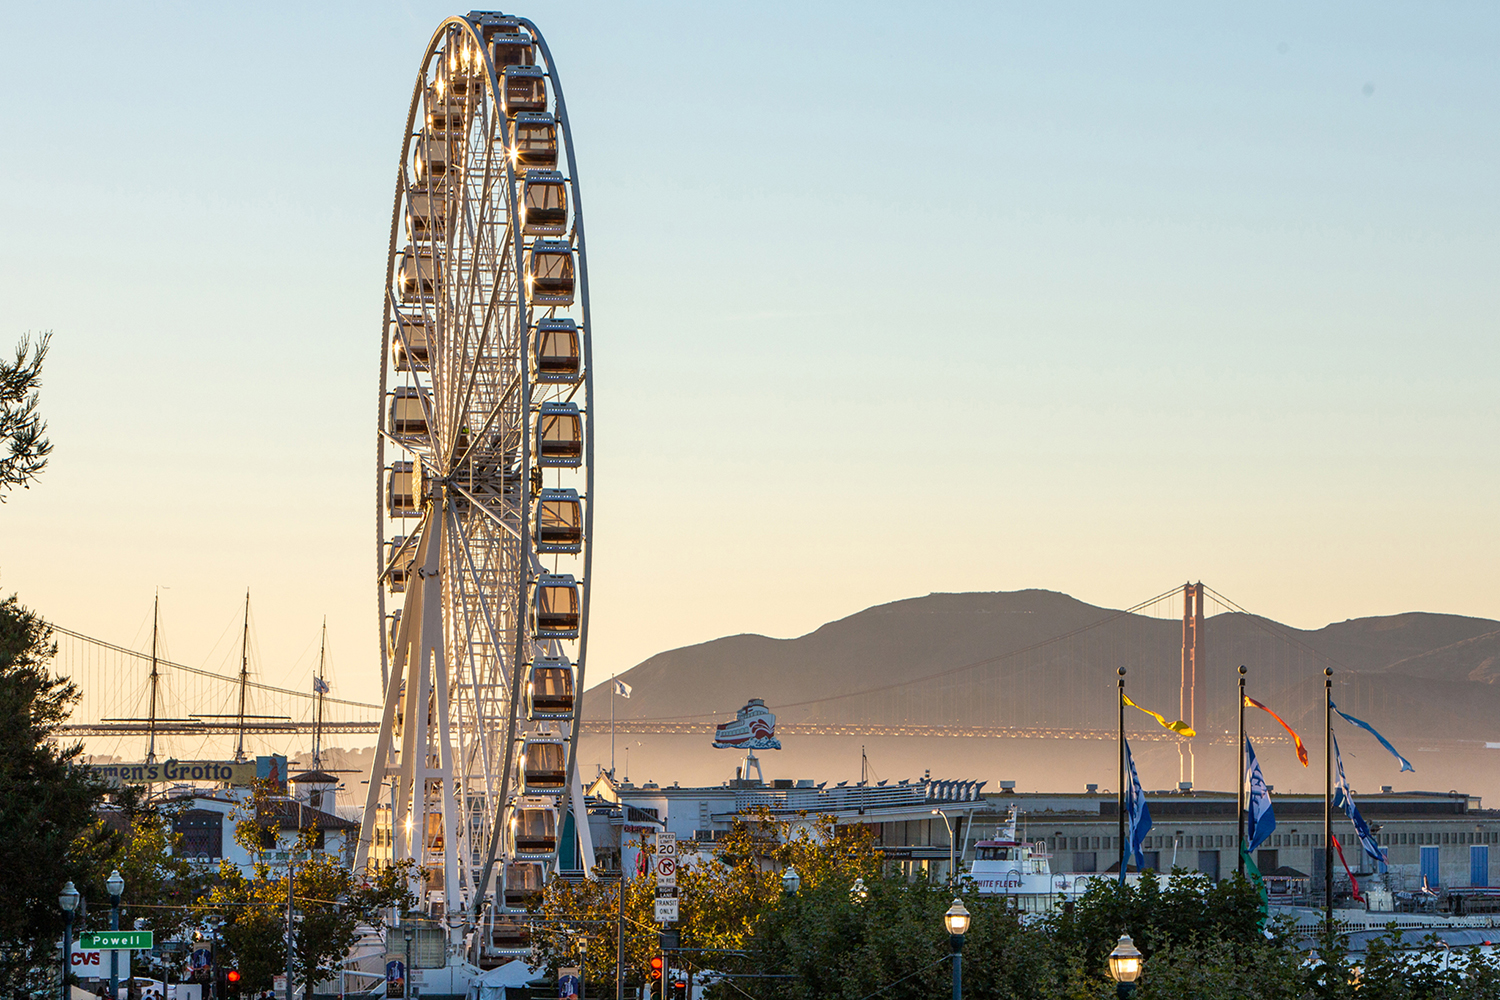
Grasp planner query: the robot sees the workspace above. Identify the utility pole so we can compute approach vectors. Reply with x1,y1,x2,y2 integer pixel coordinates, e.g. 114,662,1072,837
234,589,251,762
146,593,161,764
287,849,296,1000
1117,667,1127,876
1237,665,1246,874
1324,667,1334,935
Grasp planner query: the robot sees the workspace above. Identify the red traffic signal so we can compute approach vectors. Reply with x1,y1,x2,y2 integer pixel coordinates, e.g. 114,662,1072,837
226,970,241,984
649,956,664,981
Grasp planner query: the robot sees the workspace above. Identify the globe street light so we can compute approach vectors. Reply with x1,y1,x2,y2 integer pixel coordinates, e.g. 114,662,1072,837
943,899,970,1000
932,810,957,888
106,869,125,1000
850,877,869,904
1106,934,1144,999
59,881,80,1000
781,866,801,896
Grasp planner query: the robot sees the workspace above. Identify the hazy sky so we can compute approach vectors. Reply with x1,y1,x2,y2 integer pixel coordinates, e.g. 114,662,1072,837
2,2,1496,710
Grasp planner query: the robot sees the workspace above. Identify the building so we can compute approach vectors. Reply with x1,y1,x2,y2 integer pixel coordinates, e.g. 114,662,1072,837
169,770,359,873
585,767,1500,892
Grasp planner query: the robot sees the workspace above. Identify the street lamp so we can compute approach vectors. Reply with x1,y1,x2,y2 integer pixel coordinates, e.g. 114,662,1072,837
59,881,80,1000
107,868,125,1000
932,809,957,887
850,877,869,904
403,923,415,1000
1106,934,1144,999
943,899,970,1000
781,866,801,895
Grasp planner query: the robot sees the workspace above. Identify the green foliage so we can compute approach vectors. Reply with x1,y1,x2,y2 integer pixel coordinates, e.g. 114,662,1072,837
0,333,52,499
0,593,106,995
210,784,415,994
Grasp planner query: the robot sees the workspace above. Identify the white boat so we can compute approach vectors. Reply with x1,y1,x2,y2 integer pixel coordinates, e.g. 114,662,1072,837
969,807,1118,912
713,698,781,750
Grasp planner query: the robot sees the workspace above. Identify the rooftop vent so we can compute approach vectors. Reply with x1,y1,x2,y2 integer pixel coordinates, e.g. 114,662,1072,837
1086,784,1098,794
1000,781,1016,791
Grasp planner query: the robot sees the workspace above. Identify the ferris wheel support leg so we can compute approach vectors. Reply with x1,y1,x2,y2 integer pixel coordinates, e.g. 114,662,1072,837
395,519,443,897
568,743,596,874
356,622,413,872
431,642,466,942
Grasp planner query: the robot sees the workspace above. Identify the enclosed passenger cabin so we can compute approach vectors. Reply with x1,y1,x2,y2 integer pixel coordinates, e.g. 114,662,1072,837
527,657,575,719
533,574,581,639
488,32,534,70
509,800,558,855
535,488,583,553
526,240,575,305
522,170,567,236
412,135,451,184
386,460,422,516
405,188,446,242
503,861,545,908
536,403,583,467
521,737,567,793
512,113,558,171
397,245,441,301
491,918,532,954
388,386,430,437
425,86,466,133
533,319,581,383
502,65,548,116
386,609,403,657
443,38,481,95
392,314,431,372
385,535,419,593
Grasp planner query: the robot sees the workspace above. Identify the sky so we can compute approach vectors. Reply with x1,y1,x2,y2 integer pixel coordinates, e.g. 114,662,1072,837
1,1,1496,711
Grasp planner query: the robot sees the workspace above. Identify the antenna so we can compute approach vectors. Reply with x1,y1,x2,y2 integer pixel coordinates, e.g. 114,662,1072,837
145,592,161,764
234,590,251,762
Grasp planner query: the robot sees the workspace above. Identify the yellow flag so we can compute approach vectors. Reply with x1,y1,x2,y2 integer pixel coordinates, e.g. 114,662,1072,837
1122,694,1196,737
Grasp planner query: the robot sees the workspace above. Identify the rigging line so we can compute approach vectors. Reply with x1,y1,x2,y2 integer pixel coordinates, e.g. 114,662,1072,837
48,624,382,710
607,584,1189,724
1201,586,1362,675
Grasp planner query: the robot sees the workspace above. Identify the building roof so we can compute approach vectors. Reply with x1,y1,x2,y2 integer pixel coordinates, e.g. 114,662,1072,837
290,770,339,784
258,799,358,831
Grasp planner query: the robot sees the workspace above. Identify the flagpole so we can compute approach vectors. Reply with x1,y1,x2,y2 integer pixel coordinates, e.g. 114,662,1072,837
1238,665,1246,875
611,684,617,778
1118,667,1127,878
1324,666,1334,934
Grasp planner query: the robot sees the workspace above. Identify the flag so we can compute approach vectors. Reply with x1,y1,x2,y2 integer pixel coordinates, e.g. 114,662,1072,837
1244,696,1309,767
1332,732,1388,868
1121,737,1153,883
1240,844,1269,920
313,676,329,695
1245,738,1276,852
613,679,632,699
1122,694,1196,737
1331,834,1362,902
1330,701,1414,772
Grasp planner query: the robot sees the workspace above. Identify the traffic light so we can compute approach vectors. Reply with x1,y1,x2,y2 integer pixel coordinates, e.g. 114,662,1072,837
649,956,664,982
226,970,241,984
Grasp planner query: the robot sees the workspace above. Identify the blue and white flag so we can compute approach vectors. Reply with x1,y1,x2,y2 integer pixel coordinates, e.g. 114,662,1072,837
1330,701,1414,773
1121,737,1153,882
613,679,632,699
1333,732,1388,868
1245,738,1276,852
313,676,329,695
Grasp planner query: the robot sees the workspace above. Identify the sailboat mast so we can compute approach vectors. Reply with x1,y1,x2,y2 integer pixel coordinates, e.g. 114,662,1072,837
234,590,250,762
312,618,327,770
145,593,160,764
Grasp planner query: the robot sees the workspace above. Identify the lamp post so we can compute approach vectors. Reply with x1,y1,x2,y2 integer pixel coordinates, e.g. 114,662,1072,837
107,868,125,1000
780,866,800,896
1106,934,1144,999
59,881,80,1000
943,899,970,1000
403,923,415,1000
932,809,957,888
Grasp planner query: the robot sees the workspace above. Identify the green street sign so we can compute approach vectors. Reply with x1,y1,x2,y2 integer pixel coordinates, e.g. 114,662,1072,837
79,931,153,950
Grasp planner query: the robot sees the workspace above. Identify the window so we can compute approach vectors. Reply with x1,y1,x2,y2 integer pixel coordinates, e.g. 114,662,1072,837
1073,852,1097,873
1258,849,1278,872
174,810,224,860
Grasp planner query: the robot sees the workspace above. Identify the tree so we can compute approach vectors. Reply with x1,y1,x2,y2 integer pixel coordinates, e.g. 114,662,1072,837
210,782,415,994
0,594,106,994
0,333,52,500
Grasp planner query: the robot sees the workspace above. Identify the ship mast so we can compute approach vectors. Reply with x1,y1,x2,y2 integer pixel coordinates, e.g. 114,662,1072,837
233,589,251,762
312,618,327,770
145,593,161,764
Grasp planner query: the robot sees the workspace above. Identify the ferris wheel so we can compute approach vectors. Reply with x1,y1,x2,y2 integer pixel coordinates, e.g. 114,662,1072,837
355,11,594,962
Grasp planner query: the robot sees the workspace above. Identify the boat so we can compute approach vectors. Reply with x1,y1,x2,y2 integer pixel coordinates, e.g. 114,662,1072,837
713,698,781,750
969,806,1118,912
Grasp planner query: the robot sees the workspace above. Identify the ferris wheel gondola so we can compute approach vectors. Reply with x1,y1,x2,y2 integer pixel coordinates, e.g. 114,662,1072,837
356,10,594,965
